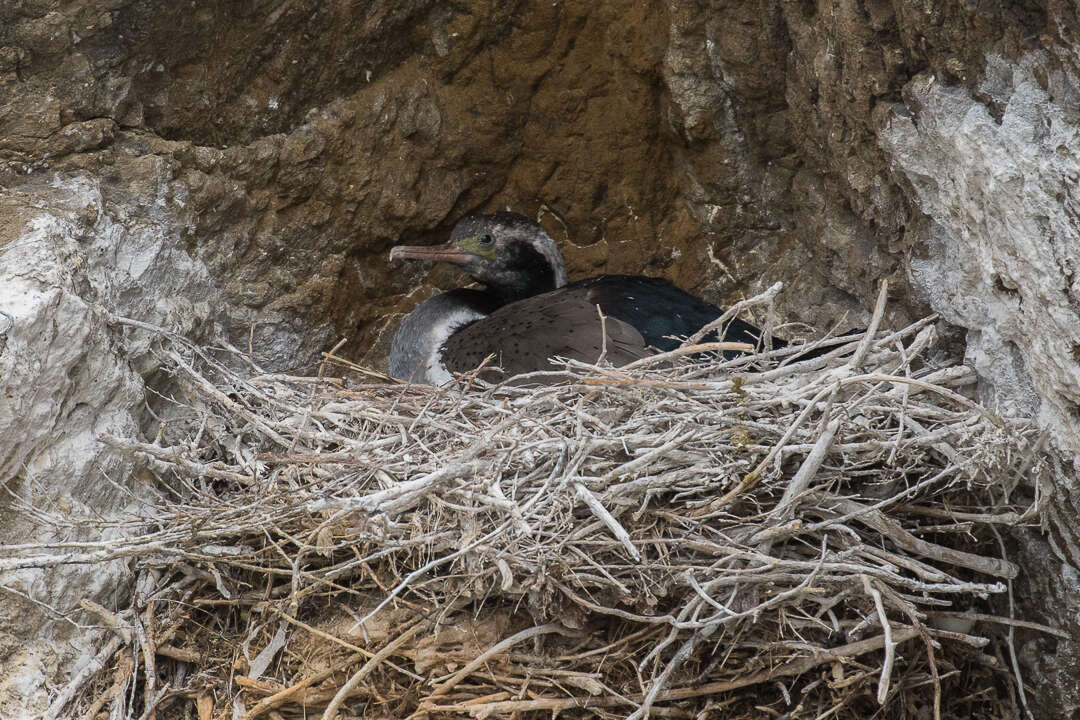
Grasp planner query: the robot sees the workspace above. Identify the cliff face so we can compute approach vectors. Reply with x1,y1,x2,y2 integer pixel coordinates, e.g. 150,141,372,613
2,0,1079,714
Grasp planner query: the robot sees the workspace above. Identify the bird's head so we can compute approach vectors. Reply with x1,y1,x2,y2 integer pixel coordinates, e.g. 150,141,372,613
390,212,567,303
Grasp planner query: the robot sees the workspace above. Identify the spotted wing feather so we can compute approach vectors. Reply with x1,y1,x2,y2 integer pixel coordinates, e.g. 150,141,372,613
441,286,651,381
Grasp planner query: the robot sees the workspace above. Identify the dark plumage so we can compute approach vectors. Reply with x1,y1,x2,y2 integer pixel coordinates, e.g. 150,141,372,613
561,275,776,353
441,285,653,380
388,212,783,385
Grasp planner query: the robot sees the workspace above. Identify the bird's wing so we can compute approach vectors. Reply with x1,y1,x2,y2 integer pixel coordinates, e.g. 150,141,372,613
575,275,784,353
441,287,652,381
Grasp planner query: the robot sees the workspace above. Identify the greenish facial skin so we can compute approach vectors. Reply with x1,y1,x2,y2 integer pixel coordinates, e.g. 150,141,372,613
457,235,496,260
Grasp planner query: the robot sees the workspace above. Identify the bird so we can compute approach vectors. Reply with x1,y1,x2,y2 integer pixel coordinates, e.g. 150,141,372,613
388,211,786,385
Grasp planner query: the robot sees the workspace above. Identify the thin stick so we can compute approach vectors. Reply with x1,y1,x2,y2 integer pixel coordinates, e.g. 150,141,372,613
575,483,641,562
424,629,922,716
683,282,784,346
820,495,1019,578
863,575,895,705
848,279,889,369
772,418,840,519
596,304,609,366
621,341,755,370
42,636,124,720
321,619,429,720
423,624,579,701
926,612,1068,639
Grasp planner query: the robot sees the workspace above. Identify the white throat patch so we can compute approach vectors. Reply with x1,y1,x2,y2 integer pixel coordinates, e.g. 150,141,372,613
425,305,486,385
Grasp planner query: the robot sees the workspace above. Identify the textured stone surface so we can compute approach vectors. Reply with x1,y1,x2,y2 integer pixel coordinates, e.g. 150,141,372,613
880,52,1080,715
0,170,216,714
883,54,1080,436
3,0,1080,714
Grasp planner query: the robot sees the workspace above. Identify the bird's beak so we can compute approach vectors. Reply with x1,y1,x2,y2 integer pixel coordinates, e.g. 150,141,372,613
389,243,471,265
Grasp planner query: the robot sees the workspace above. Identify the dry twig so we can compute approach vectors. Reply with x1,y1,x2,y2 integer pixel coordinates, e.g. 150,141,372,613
22,292,1049,720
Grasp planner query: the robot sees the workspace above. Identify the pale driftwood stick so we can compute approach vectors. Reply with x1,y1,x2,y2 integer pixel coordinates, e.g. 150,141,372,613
486,475,534,536
886,325,935,375
42,635,124,720
682,282,784,347
563,366,719,391
320,620,430,720
862,575,895,705
99,434,255,483
621,341,756,370
741,433,954,456
0,537,169,553
305,462,472,516
598,432,691,487
855,545,949,583
683,573,734,617
745,519,802,546
574,483,641,562
0,543,174,572
888,336,911,466
868,313,939,353
848,279,889,369
923,626,990,648
772,418,840,520
423,628,922,717
752,414,839,565
839,373,1002,426
889,364,975,394
80,600,133,644
927,612,1069,639
595,304,609,365
249,373,344,386
821,495,1018,578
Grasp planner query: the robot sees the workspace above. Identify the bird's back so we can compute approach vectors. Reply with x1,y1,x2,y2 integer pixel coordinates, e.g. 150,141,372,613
568,275,780,354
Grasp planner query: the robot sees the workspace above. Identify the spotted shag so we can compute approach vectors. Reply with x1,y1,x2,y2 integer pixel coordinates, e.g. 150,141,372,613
389,211,785,385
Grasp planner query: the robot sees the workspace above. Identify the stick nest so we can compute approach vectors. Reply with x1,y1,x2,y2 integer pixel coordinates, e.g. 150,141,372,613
45,291,1050,720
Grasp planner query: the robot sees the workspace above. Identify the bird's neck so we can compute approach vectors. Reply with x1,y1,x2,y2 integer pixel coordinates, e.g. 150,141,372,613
489,275,554,304
389,289,498,385
487,245,561,303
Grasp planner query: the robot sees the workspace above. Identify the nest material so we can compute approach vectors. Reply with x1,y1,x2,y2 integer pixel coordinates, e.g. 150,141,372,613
26,287,1052,720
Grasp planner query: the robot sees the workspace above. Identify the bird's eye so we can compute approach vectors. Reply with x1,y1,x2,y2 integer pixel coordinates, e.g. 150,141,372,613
478,234,494,245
